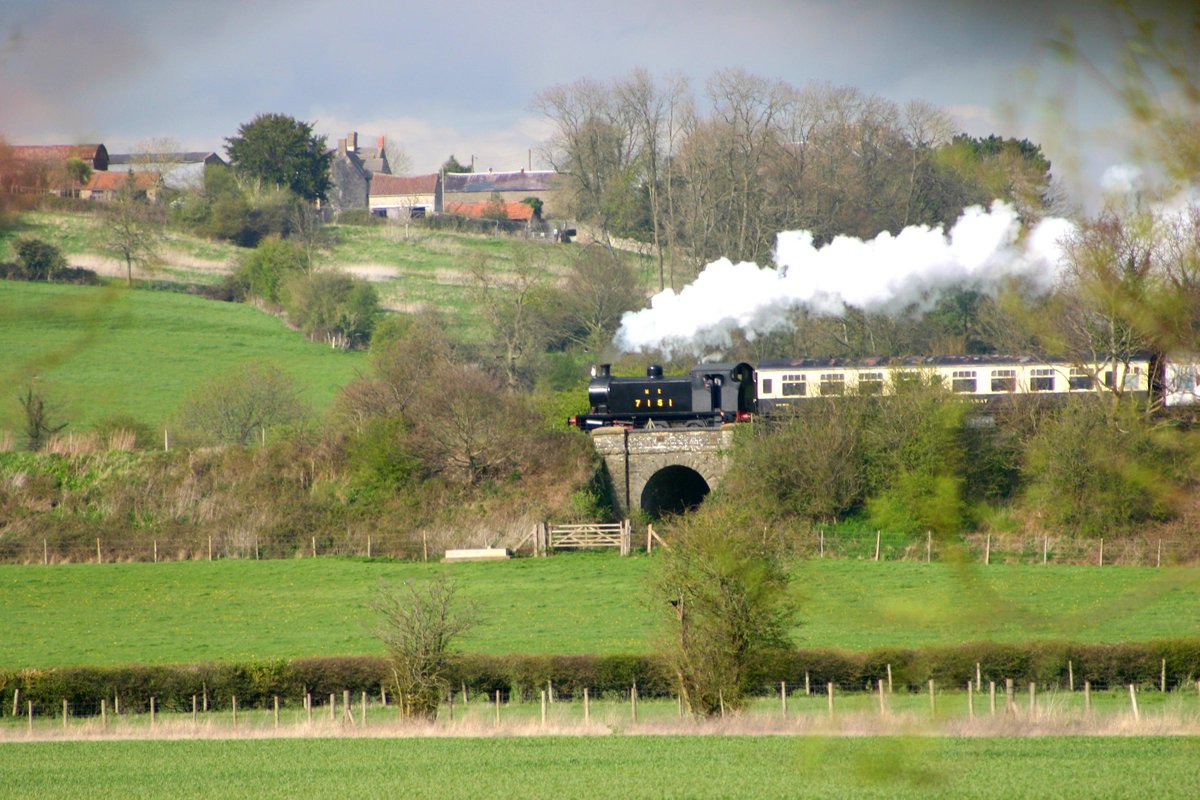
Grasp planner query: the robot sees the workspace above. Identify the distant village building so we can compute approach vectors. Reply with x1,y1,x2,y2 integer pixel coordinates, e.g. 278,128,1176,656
441,169,566,217
81,171,162,202
327,132,391,211
3,144,109,195
369,173,439,219
107,151,224,190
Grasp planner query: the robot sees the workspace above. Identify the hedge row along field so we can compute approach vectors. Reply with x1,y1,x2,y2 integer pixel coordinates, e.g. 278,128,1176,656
3,556,1200,669
2,737,1198,800
4,640,1199,714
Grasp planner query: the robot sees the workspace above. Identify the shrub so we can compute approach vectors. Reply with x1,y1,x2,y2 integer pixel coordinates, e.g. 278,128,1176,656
234,237,308,304
15,238,66,281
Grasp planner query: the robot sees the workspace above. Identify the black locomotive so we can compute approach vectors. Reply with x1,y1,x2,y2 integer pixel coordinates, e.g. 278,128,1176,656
568,362,756,430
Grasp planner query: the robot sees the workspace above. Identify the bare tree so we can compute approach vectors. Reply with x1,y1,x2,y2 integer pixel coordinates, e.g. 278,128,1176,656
468,247,554,391
104,173,160,287
179,361,309,445
373,575,476,720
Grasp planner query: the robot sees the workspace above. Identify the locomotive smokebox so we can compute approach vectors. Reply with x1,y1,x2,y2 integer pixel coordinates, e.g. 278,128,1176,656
646,364,664,378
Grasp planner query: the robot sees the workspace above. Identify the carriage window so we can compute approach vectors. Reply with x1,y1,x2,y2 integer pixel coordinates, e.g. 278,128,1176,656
1069,369,1093,390
819,373,845,396
893,371,922,391
761,378,773,395
857,371,884,395
781,374,806,397
1031,368,1055,391
990,369,1016,393
1178,366,1197,391
1124,367,1141,391
1103,371,1115,389
951,370,977,393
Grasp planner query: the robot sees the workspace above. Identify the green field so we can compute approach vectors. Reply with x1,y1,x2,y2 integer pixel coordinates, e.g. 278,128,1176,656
0,280,365,430
1,736,1197,799
3,555,1198,668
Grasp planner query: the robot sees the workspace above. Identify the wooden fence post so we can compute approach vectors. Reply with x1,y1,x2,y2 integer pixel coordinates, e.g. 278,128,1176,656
826,682,834,719
1005,679,1014,715
631,682,638,722
494,689,500,728
232,696,237,727
1161,658,1167,693
329,693,335,721
805,672,810,696
208,536,213,561
1084,680,1092,716
540,690,547,728
887,663,893,694
928,679,936,718
153,540,158,563
967,682,974,720
1028,683,1036,720
989,681,996,715
1042,535,1048,565
274,696,280,729
192,695,197,725
926,530,931,563
27,700,32,733
150,696,156,728
819,529,824,558
96,537,102,564
584,688,590,723
43,539,48,565
1068,660,1074,692
362,691,368,728
343,690,352,724
63,699,68,728
985,533,991,565
975,662,982,693
12,688,18,718
1128,684,1140,721
781,681,788,718
877,679,886,716
1098,538,1104,566
874,530,881,561
1157,538,1162,568
306,693,312,725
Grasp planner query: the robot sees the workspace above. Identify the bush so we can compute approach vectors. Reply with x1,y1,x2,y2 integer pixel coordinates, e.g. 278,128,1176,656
282,270,379,348
234,237,308,304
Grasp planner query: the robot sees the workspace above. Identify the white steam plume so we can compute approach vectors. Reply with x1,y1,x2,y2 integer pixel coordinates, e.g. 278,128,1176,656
614,201,1075,357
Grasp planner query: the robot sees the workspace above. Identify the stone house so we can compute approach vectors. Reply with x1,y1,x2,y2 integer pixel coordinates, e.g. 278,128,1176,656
326,132,391,211
80,171,163,202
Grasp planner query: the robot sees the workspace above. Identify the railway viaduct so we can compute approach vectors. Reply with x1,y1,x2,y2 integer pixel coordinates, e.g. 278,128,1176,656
589,426,737,517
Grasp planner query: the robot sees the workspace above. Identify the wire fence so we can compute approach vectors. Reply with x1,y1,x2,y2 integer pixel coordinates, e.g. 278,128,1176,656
3,527,1199,566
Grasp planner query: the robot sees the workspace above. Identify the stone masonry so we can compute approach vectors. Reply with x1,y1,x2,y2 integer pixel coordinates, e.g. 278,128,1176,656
589,425,737,516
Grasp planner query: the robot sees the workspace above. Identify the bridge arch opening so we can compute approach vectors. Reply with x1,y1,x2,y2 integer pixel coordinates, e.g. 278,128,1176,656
640,465,710,518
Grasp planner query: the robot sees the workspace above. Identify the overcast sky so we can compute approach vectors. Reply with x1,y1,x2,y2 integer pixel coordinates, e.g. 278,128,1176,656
0,1,1183,209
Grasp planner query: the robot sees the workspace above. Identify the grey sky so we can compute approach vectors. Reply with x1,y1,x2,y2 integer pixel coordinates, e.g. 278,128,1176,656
0,1,1179,206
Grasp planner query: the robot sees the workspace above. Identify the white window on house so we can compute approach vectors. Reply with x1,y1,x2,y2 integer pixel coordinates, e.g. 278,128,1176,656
781,373,807,397
857,371,884,395
951,370,977,393
1031,368,1055,392
990,369,1017,393
1069,368,1094,391
819,373,845,396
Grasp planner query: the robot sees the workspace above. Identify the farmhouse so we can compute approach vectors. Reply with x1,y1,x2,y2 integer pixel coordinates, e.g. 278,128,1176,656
107,151,225,190
441,169,566,217
369,173,440,219
80,170,163,202
3,143,110,195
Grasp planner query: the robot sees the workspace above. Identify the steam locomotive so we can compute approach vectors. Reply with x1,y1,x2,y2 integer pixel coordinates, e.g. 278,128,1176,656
569,353,1200,430
568,362,756,430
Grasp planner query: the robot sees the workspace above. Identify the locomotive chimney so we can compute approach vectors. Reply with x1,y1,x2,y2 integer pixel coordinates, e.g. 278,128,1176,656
647,364,664,378
591,364,611,378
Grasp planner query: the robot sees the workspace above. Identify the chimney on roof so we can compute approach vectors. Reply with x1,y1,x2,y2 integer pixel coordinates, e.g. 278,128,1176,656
348,132,357,153
337,138,347,153
378,136,384,149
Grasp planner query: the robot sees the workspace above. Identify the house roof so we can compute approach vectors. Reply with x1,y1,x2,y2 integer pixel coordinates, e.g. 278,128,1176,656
444,200,535,221
370,173,438,196
443,169,562,193
12,144,108,163
108,152,225,166
85,171,161,191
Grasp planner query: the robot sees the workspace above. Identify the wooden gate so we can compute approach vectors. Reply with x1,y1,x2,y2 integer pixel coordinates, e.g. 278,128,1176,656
530,520,632,556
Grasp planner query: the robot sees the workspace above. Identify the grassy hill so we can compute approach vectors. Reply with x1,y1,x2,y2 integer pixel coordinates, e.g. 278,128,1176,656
0,280,365,432
2,554,1197,669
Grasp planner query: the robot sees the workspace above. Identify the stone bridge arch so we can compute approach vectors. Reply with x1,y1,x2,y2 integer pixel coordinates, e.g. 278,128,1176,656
589,426,737,518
